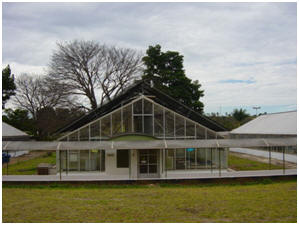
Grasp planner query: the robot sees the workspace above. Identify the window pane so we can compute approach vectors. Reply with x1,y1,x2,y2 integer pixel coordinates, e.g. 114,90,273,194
90,121,100,141
165,111,174,137
117,150,129,168
144,99,153,114
207,130,216,139
101,150,105,172
197,148,207,168
149,165,157,173
166,149,175,170
123,104,132,133
212,148,218,168
144,116,153,135
133,116,142,133
101,115,111,139
149,154,157,164
69,131,78,141
220,148,227,169
196,125,206,139
79,126,89,141
69,150,79,171
175,149,185,169
186,120,195,138
112,110,122,136
206,148,212,168
133,99,142,114
186,148,195,169
80,150,89,171
154,104,164,137
175,115,185,138
140,165,147,173
90,150,100,171
60,150,67,171
217,134,224,139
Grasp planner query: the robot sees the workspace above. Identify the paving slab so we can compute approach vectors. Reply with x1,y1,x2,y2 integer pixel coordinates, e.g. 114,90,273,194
2,169,296,182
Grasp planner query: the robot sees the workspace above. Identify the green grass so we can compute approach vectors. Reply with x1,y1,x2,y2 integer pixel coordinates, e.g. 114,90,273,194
228,154,283,171
2,179,296,223
2,152,56,175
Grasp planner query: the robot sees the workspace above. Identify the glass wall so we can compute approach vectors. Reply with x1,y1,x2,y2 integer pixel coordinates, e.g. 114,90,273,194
60,96,220,141
60,149,105,172
154,104,164,137
166,148,228,170
90,121,100,141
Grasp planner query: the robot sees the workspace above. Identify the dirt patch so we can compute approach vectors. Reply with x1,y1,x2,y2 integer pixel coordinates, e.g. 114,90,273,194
230,152,297,169
3,151,50,166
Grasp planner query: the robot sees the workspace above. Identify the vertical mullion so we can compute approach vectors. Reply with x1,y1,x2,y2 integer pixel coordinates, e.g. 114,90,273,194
218,148,221,177
110,114,112,137
184,119,186,139
88,150,91,171
283,146,285,174
142,98,144,133
205,148,207,169
132,104,134,132
174,149,176,170
210,148,213,173
121,103,123,132
195,148,197,169
163,108,165,139
78,150,80,171
99,120,101,142
185,148,187,170
174,113,176,139
152,103,155,136
59,150,62,180
88,124,91,141
67,135,69,174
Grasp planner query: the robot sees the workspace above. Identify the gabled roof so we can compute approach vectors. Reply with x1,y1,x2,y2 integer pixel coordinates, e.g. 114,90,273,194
55,80,227,134
231,110,297,135
2,122,31,141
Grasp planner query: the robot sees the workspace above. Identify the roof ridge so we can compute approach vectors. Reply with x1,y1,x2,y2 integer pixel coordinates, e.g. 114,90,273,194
260,110,297,116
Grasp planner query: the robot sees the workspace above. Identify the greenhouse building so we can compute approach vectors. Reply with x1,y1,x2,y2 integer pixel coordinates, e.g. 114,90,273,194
56,80,228,179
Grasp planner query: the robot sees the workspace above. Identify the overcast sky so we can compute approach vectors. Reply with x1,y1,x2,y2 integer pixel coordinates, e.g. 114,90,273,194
2,2,297,115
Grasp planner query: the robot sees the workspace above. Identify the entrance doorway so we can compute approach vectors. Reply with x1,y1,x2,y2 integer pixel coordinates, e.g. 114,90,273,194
138,149,160,178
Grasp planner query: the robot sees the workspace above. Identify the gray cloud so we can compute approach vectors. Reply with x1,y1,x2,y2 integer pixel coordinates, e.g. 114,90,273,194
2,2,297,114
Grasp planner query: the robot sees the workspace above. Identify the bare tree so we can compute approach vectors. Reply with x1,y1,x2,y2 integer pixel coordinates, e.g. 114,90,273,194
13,74,77,120
99,46,143,106
48,40,143,110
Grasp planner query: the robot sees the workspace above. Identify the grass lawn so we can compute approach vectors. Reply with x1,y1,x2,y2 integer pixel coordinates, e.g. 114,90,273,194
2,179,296,223
2,152,56,175
228,154,283,171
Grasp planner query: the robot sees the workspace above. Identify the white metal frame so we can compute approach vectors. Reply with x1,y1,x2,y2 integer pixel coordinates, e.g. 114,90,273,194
58,95,222,141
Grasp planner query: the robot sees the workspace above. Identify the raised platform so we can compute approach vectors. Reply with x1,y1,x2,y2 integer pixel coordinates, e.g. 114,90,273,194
2,169,296,182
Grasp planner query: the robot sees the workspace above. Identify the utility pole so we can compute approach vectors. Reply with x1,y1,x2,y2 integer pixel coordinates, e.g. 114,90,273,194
253,106,261,116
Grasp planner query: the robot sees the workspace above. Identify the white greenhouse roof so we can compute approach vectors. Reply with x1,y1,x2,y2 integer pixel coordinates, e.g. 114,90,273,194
2,122,29,137
231,111,297,135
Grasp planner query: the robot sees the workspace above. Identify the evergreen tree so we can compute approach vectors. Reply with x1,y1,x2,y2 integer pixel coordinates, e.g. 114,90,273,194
2,65,16,109
2,108,36,136
232,108,250,122
142,45,204,113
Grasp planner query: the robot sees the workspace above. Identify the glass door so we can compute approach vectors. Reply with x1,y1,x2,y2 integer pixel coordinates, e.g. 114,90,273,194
138,149,159,178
